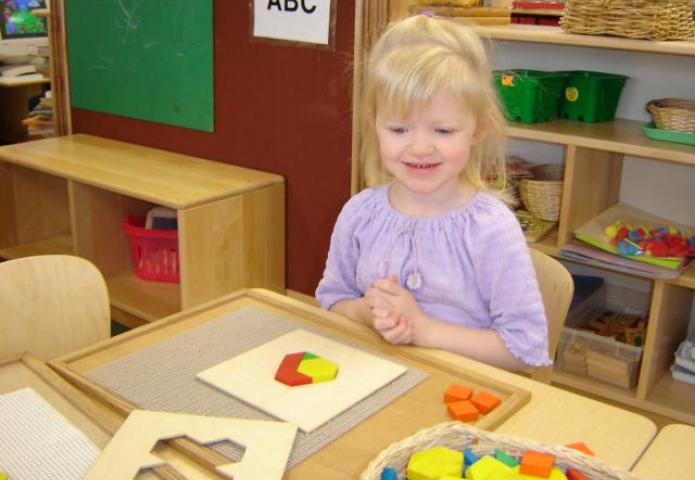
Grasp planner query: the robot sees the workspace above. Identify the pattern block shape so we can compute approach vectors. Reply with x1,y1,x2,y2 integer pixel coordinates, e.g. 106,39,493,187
275,351,338,386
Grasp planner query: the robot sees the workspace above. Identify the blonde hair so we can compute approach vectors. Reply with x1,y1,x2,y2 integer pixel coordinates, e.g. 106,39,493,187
360,15,509,201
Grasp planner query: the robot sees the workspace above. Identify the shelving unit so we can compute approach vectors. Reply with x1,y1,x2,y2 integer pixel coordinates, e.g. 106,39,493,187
481,26,695,424
369,7,695,424
0,134,285,326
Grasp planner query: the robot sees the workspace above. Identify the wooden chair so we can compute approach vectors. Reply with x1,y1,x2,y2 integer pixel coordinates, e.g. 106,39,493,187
529,249,574,383
0,255,110,360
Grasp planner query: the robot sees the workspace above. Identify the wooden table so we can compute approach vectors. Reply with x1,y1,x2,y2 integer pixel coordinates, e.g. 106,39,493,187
632,423,695,479
51,289,657,478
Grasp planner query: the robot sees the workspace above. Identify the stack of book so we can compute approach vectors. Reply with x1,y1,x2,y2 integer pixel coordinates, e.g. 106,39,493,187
559,203,694,280
22,90,54,138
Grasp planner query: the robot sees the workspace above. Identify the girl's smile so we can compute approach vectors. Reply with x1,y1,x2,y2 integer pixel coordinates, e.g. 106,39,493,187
376,90,479,216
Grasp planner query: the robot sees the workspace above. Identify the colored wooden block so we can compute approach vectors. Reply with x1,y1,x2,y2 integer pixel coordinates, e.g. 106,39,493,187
566,469,589,480
465,455,516,480
520,451,556,478
297,357,339,383
495,448,519,467
566,442,594,456
469,391,501,414
444,384,473,403
380,466,399,480
274,367,312,386
515,465,568,480
407,446,463,480
439,476,463,480
447,400,479,422
463,448,479,469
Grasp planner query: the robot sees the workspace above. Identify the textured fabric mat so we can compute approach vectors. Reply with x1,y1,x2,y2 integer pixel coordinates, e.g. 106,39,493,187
0,388,100,480
87,305,427,467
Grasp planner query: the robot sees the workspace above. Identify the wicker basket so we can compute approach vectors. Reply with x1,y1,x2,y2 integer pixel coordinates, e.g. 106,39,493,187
519,164,564,222
360,422,641,480
647,98,695,133
560,0,695,41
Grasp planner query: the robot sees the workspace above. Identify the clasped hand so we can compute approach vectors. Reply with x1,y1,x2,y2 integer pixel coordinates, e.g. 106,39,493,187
364,275,430,345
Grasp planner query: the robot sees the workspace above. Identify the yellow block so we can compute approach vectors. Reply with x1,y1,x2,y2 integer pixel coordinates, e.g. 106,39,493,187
408,446,463,480
466,455,517,480
297,357,338,383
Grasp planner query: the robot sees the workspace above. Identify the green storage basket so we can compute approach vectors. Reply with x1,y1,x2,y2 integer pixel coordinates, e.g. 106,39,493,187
560,71,628,123
494,70,568,124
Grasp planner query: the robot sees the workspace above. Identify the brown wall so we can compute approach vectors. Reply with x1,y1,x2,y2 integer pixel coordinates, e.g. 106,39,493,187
71,1,354,295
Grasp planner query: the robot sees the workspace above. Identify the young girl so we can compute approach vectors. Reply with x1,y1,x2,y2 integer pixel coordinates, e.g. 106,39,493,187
315,15,550,370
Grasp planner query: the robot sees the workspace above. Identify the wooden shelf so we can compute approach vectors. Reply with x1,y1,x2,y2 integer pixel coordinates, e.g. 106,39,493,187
0,234,74,259
508,118,695,166
0,134,284,209
106,274,181,322
512,9,563,17
645,372,695,425
472,24,695,57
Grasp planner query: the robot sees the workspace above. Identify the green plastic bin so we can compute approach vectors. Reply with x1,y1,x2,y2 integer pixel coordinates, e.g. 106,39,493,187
494,70,568,124
560,71,628,123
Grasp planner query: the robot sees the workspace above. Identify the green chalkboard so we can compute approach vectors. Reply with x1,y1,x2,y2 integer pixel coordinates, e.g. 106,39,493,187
66,0,214,132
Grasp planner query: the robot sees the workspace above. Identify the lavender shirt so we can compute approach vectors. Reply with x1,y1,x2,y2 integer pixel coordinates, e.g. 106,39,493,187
316,184,551,367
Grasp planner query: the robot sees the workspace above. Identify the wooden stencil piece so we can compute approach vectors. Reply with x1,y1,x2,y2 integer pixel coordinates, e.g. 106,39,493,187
83,410,297,480
196,329,408,432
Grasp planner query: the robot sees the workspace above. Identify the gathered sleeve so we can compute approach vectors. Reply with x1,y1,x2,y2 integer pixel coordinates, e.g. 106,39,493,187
315,193,367,310
469,207,552,367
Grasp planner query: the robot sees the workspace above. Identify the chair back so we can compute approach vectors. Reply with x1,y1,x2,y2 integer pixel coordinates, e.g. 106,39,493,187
0,255,110,360
529,249,574,383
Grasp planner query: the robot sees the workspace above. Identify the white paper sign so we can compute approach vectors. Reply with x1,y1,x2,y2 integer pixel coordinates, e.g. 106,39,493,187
253,0,332,46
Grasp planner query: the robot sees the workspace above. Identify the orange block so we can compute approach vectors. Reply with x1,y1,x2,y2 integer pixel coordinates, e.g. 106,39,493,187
567,469,589,480
470,391,501,414
566,442,594,456
520,451,555,477
443,384,473,403
447,400,479,422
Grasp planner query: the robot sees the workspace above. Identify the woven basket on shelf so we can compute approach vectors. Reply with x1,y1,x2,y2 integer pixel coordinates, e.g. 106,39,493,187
360,422,640,480
647,98,695,132
519,164,564,222
560,0,695,41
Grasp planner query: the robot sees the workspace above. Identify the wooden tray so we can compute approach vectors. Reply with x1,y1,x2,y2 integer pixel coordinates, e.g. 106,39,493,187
52,289,532,479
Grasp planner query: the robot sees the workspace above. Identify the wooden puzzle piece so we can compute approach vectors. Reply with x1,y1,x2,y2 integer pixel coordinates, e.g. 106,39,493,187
514,465,568,480
196,329,407,432
470,391,501,414
275,351,338,386
407,446,463,480
297,357,338,383
83,410,297,480
443,384,472,403
565,442,594,456
519,450,556,478
466,455,516,480
447,399,479,422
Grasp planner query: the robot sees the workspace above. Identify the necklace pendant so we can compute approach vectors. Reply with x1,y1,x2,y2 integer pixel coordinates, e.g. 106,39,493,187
406,272,422,290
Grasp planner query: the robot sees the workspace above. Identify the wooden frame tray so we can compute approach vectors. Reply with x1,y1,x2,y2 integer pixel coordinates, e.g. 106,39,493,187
51,289,532,479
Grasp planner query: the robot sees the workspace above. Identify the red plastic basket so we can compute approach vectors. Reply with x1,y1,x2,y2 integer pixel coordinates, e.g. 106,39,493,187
123,217,180,283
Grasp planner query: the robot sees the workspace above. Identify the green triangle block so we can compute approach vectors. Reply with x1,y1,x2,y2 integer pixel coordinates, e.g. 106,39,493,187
495,449,519,467
303,352,319,360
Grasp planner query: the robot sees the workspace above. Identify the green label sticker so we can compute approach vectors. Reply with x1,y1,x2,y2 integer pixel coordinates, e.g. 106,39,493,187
565,87,579,102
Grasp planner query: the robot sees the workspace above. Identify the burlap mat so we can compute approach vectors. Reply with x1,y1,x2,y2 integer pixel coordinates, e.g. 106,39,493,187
87,305,427,467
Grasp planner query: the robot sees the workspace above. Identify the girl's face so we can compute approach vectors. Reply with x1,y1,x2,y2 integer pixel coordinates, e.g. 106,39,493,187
376,90,478,201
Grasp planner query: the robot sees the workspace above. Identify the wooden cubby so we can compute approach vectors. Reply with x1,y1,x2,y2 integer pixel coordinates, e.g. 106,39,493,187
0,134,285,326
361,7,695,423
